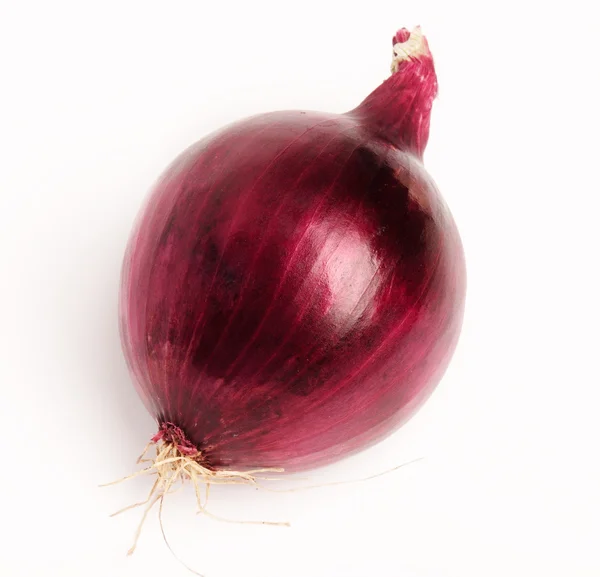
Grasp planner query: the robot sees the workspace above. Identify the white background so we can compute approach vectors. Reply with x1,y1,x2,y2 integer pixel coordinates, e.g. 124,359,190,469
1,1,598,576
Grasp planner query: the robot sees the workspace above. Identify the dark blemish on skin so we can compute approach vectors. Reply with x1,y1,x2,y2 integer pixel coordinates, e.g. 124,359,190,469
202,238,219,263
159,212,177,246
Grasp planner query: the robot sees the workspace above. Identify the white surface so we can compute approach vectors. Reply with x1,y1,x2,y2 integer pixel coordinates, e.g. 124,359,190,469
1,1,599,576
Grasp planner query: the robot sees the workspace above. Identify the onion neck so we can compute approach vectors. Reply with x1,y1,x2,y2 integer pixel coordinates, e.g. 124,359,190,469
352,27,438,159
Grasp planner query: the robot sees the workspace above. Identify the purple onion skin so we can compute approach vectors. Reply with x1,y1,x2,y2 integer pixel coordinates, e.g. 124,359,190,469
120,29,466,473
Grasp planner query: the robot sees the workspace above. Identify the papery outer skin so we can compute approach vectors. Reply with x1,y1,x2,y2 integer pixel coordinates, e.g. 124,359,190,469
119,30,466,473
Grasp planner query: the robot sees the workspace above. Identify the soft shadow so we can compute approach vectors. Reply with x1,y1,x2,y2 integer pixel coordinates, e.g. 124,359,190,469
62,211,155,471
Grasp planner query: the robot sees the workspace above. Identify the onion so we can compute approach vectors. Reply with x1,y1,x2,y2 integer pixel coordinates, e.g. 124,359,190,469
119,26,465,484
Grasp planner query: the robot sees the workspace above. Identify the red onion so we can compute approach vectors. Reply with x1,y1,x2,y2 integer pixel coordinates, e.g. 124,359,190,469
119,26,465,480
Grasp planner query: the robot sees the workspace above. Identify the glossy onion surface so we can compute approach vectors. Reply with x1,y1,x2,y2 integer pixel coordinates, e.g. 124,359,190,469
120,28,466,472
